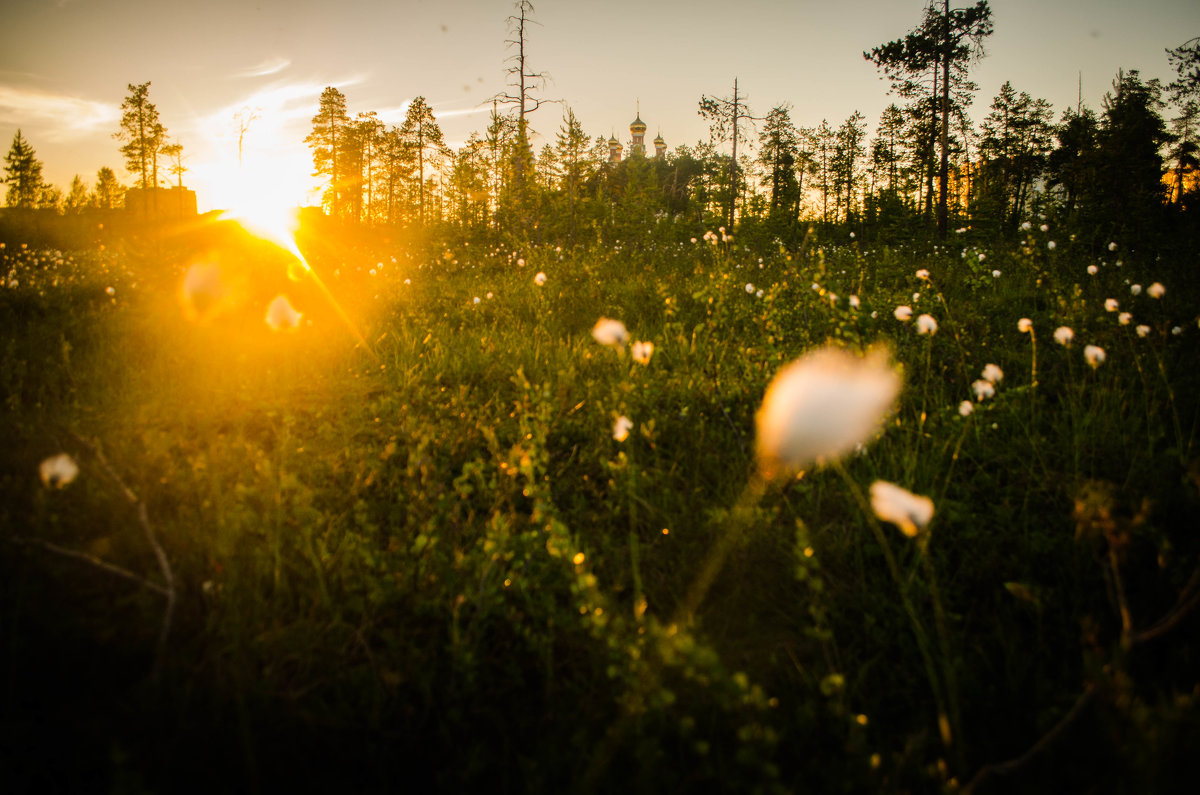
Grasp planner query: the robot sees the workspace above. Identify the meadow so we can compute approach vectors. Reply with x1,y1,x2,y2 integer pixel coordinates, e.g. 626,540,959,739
2,215,1198,793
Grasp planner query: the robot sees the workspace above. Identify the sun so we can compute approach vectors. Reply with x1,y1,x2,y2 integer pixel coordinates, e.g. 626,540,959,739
204,156,311,266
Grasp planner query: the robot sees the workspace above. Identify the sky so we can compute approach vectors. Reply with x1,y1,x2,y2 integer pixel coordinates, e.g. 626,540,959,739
2,0,1197,212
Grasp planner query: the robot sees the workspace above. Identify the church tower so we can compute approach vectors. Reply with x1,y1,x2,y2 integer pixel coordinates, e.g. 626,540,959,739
653,131,666,158
608,132,623,163
629,107,647,156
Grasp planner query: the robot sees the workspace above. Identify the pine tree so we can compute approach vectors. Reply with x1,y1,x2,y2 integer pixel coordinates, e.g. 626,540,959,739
306,86,350,218
115,82,162,190
3,130,43,208
65,175,90,213
399,97,447,225
92,166,124,210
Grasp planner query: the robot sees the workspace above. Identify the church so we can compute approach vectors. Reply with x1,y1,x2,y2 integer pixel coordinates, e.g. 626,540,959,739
608,111,666,162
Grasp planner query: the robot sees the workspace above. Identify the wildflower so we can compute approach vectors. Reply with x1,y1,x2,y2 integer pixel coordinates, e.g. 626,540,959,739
992,270,1001,278
265,295,302,331
105,286,116,296
517,258,526,267
915,268,930,280
1108,242,1118,251
1131,284,1142,295
473,296,480,304
534,271,547,286
1021,221,1031,230
971,379,995,401
755,346,900,479
1083,345,1106,368
1018,318,1033,333
1047,241,1057,250
849,295,860,309
39,453,79,489
1087,265,1098,275
916,314,938,335
1148,282,1165,299
894,306,912,321
1172,326,1183,336
745,282,755,294
1040,224,1050,232
1136,325,1151,338
981,363,1004,384
631,340,654,365
1054,326,1074,346
1119,312,1132,325
870,481,934,538
592,317,629,347
756,289,764,299
1104,298,1119,312
958,400,974,417
913,292,921,302
613,415,633,442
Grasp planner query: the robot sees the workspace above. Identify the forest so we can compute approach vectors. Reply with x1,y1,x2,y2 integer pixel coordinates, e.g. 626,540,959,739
2,2,1200,793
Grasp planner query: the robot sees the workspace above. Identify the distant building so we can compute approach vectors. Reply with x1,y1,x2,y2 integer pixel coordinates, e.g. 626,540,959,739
124,186,197,219
609,109,666,163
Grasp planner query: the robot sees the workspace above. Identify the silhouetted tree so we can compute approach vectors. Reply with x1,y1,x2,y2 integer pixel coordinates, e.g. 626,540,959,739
3,130,43,208
115,82,162,190
306,86,350,218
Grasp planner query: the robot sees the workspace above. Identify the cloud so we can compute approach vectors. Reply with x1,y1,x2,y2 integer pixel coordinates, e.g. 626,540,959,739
0,85,119,141
235,57,292,78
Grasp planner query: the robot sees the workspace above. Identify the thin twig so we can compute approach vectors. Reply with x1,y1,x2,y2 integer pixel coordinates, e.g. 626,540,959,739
6,536,168,596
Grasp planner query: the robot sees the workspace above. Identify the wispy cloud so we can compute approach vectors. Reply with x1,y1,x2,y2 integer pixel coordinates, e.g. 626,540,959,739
234,57,292,79
0,85,119,141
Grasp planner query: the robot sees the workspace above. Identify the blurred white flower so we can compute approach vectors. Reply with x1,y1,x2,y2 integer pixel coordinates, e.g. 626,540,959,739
1119,312,1132,325
105,286,116,296
756,289,764,299
894,305,913,321
1148,282,1165,299
265,295,302,331
870,481,934,538
592,317,628,347
1108,242,1118,251
1101,298,1117,312
915,268,930,280
1021,221,1032,230
1087,265,1098,275
534,271,547,286
1172,325,1183,336
39,453,79,489
473,296,481,304
1040,224,1050,232
745,282,755,294
631,340,654,365
959,400,974,417
916,314,938,335
1047,241,1056,250
1083,345,1106,368
517,258,526,267
1137,325,1151,338
971,379,995,401
1018,318,1033,333
992,270,1001,278
981,363,1004,384
1054,326,1074,346
755,346,900,479
849,295,860,309
1131,284,1142,295
613,416,633,442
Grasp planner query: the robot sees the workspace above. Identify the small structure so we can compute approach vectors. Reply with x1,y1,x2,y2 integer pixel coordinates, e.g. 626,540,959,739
608,133,623,163
124,186,197,219
608,108,665,162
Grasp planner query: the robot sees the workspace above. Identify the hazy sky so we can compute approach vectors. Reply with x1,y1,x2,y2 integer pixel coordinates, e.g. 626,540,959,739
2,0,1197,211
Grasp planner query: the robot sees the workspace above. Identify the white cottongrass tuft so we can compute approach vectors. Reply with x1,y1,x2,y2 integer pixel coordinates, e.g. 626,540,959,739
39,453,79,489
1108,242,1118,251
613,416,633,442
745,282,755,294
915,268,930,280
1119,312,1132,325
1131,284,1142,295
958,400,974,417
1105,298,1118,312
870,481,935,538
1054,326,1074,346
894,305,913,321
592,317,628,347
755,346,900,479
971,379,996,401
1087,265,1098,275
1136,325,1151,338
981,363,1004,384
265,295,302,331
631,340,654,365
916,314,938,335
1047,241,1057,250
1018,318,1033,333
1148,282,1165,299
534,271,547,286
849,295,860,309
1084,345,1106,369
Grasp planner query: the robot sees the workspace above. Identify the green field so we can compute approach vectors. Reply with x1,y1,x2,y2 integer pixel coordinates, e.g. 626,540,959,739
2,218,1198,793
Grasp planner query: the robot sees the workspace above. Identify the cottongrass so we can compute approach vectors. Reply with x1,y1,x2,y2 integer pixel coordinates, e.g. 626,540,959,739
755,346,900,479
39,453,79,489
592,318,629,347
1084,345,1107,369
870,481,934,538
265,295,302,331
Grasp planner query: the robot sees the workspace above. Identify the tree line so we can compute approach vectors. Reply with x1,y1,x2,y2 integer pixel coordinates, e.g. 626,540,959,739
3,1,1198,250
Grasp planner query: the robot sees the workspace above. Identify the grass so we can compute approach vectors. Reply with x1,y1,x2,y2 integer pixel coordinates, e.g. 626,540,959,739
2,217,1199,793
